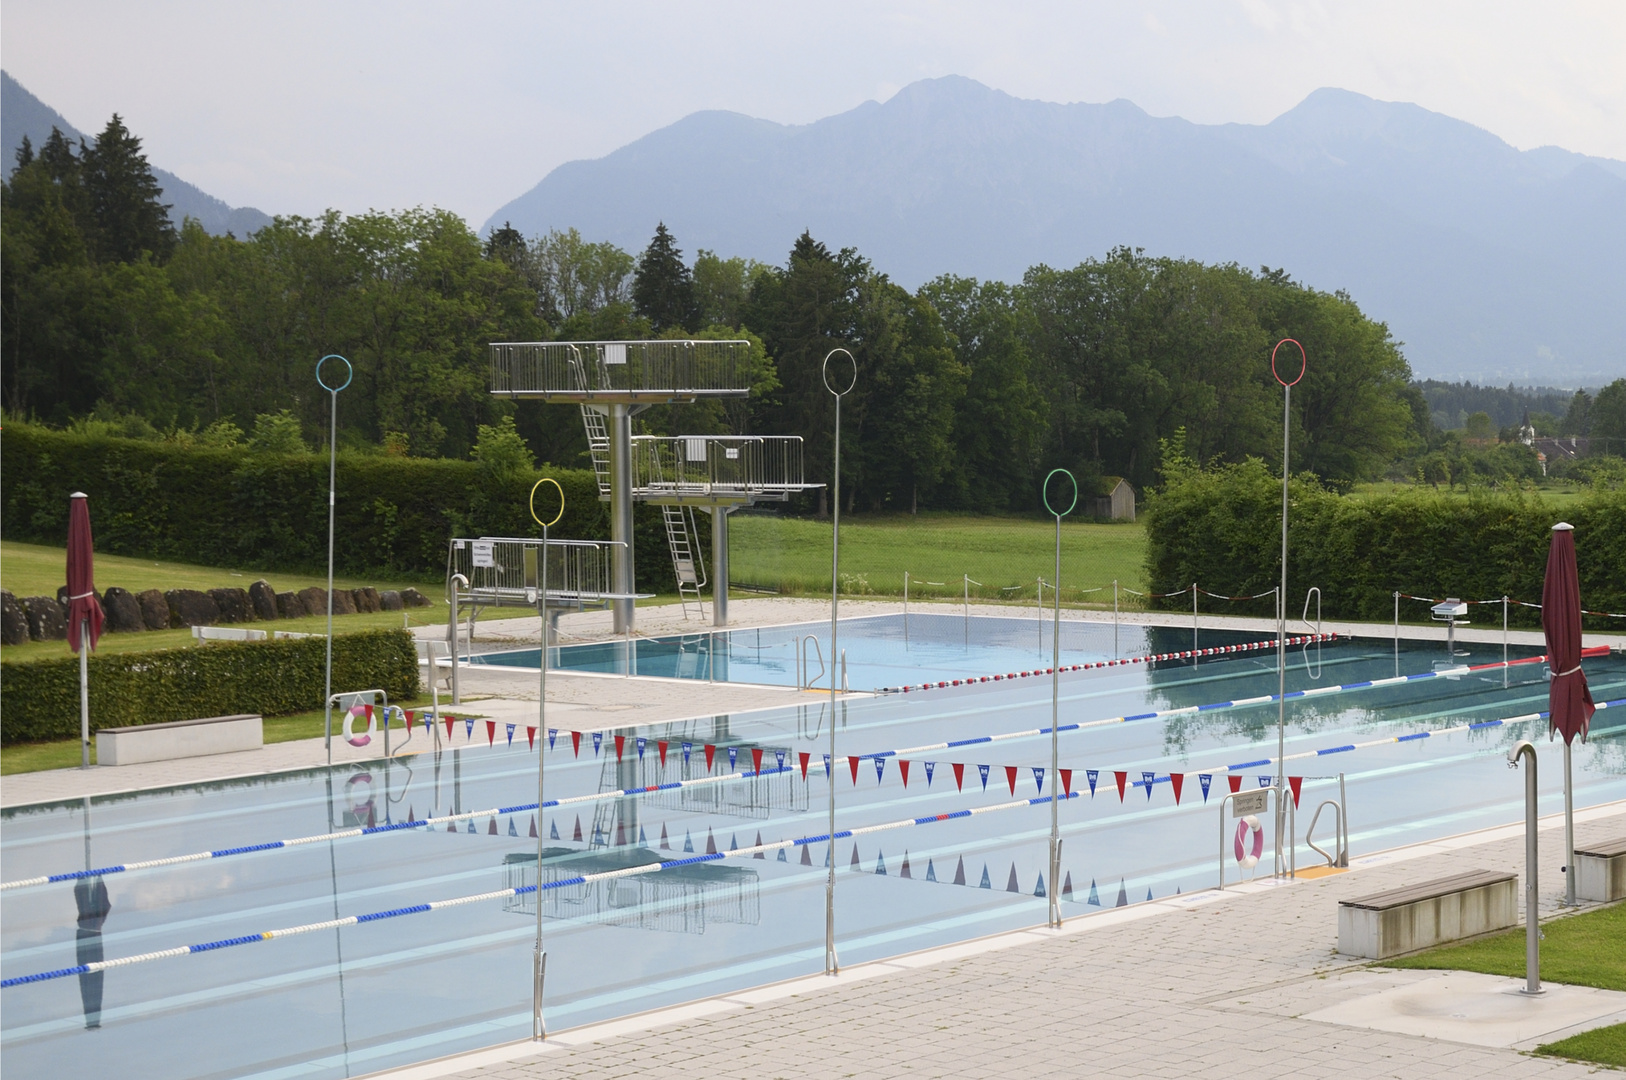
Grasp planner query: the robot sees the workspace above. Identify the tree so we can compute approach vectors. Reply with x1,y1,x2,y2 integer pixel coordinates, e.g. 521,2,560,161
1462,412,1494,440
1561,390,1593,436
1590,379,1626,457
80,115,175,264
632,223,697,333
693,249,767,328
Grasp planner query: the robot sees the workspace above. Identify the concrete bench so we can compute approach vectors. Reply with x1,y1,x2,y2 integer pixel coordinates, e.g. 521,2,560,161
96,714,263,766
192,625,267,642
1338,870,1518,959
1575,836,1626,903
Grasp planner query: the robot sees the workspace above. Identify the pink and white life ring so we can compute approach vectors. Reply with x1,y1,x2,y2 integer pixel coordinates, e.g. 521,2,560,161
1234,815,1264,870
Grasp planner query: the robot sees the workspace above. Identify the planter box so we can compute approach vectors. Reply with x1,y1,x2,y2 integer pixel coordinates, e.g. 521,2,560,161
96,714,262,766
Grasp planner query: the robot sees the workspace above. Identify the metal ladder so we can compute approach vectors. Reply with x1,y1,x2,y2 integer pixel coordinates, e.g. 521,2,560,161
580,406,611,496
662,504,708,620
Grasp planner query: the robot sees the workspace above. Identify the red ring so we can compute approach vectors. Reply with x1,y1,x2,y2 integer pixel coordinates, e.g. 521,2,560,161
1271,338,1306,387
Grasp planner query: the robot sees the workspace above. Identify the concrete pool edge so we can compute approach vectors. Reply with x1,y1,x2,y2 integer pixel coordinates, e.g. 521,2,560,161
357,796,1626,1080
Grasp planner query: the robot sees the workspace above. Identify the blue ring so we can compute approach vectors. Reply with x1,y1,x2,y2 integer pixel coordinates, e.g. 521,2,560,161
316,354,353,393
1042,468,1078,517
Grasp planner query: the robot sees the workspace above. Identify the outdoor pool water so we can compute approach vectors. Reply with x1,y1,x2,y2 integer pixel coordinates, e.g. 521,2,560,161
470,611,1221,689
4,628,1623,1080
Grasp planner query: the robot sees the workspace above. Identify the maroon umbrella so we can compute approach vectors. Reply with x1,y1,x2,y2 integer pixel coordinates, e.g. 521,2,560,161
1543,522,1594,745
67,493,105,654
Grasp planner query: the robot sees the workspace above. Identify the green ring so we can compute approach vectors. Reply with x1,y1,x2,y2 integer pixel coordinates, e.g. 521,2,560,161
530,478,564,528
1043,468,1078,518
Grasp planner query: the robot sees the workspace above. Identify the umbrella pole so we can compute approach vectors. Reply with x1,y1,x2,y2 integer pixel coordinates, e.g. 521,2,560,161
80,618,91,769
1564,740,1575,907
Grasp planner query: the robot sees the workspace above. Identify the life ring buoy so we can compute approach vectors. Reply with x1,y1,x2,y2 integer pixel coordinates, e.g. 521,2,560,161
344,772,374,819
1234,815,1264,870
344,704,376,747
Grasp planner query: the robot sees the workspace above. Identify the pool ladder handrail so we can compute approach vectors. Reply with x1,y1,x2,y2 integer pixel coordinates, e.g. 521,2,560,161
1217,786,1294,890
1301,587,1322,636
1305,772,1350,868
797,634,826,690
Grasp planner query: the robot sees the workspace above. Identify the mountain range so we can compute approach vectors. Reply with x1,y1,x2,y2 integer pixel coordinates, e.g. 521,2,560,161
2,70,272,238
487,77,1626,385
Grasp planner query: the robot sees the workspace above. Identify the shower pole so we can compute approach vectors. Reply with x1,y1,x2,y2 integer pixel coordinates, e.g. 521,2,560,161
1043,470,1076,929
1270,339,1306,877
822,349,855,976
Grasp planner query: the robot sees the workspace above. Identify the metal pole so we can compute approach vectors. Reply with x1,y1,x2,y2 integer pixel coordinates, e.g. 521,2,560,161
79,620,91,769
534,518,547,1040
1042,469,1075,930
1270,339,1304,879
1508,740,1541,994
712,507,730,627
609,405,635,634
1503,596,1510,689
316,356,351,766
1113,580,1119,659
1564,741,1575,908
822,349,854,977
1192,583,1198,656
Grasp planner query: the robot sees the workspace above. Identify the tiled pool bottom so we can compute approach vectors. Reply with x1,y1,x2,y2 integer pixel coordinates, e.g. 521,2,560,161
3,636,1623,1080
470,612,1242,689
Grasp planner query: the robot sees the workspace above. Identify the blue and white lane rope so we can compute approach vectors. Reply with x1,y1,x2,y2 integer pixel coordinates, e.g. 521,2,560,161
0,789,1079,989
0,651,1585,893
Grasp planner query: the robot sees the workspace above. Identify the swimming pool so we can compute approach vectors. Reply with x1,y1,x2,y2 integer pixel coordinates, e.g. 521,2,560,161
4,633,1622,1080
470,612,1250,690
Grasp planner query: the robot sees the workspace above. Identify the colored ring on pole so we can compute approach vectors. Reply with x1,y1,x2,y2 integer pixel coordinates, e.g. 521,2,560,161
1234,815,1264,869
1042,468,1078,518
530,477,564,529
316,354,353,393
1270,339,1306,388
822,348,856,397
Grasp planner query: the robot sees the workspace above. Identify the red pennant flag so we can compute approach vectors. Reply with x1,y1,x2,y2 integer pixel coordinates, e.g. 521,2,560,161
799,751,811,779
704,744,717,770
444,715,455,740
658,740,668,766
751,747,763,774
529,816,537,838
571,730,582,757
848,756,861,785
1060,769,1073,797
1005,766,1019,795
572,816,583,842
1170,773,1184,804
488,818,498,835
404,710,413,732
615,734,625,760
1114,771,1128,802
953,762,966,791
365,703,374,723
899,760,911,788
1227,774,1242,794
1288,776,1303,808
485,720,496,746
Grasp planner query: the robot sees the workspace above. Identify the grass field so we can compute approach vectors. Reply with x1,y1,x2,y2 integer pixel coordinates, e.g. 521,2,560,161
1347,481,1592,508
0,540,451,663
1383,900,1626,1067
729,513,1147,604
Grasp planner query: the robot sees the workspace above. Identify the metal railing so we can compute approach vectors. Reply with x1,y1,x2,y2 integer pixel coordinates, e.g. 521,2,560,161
629,435,815,498
445,537,632,607
489,340,754,397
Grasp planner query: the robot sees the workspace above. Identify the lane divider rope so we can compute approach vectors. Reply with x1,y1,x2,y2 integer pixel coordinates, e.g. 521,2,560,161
5,647,1599,894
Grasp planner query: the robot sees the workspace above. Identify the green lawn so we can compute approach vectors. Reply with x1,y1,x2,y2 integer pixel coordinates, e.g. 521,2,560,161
1382,901,1626,1068
1348,481,1591,508
729,513,1146,604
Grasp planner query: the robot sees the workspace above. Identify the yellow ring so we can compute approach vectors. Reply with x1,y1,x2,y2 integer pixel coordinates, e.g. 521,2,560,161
530,478,565,528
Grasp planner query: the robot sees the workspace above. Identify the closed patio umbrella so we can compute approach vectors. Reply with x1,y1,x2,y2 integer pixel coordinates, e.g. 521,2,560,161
67,492,105,769
1542,521,1594,906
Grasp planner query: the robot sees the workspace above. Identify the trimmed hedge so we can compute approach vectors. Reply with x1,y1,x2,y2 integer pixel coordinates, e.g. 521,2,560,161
1,425,673,591
1143,459,1626,628
0,628,419,744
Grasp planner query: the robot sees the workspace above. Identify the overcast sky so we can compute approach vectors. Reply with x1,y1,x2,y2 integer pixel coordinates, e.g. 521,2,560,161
5,1,1622,225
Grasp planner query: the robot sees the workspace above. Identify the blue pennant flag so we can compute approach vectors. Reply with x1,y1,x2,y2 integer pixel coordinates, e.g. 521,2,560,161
549,820,559,840
1143,771,1156,801
775,749,786,771
1088,878,1100,906
547,728,558,750
683,831,694,853
924,761,936,786
728,746,739,770
1199,773,1213,802
505,723,515,746
592,732,603,756
823,753,832,777
1032,767,1045,794
636,736,647,760
1087,769,1099,797
874,756,886,784
465,718,475,739
682,741,693,764
1258,775,1272,788
977,764,990,790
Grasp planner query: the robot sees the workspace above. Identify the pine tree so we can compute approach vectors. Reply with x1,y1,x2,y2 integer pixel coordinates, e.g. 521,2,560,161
80,115,175,263
632,222,697,332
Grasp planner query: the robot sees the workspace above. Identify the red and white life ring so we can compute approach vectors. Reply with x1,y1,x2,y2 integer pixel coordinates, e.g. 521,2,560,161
343,704,376,747
1234,815,1264,870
